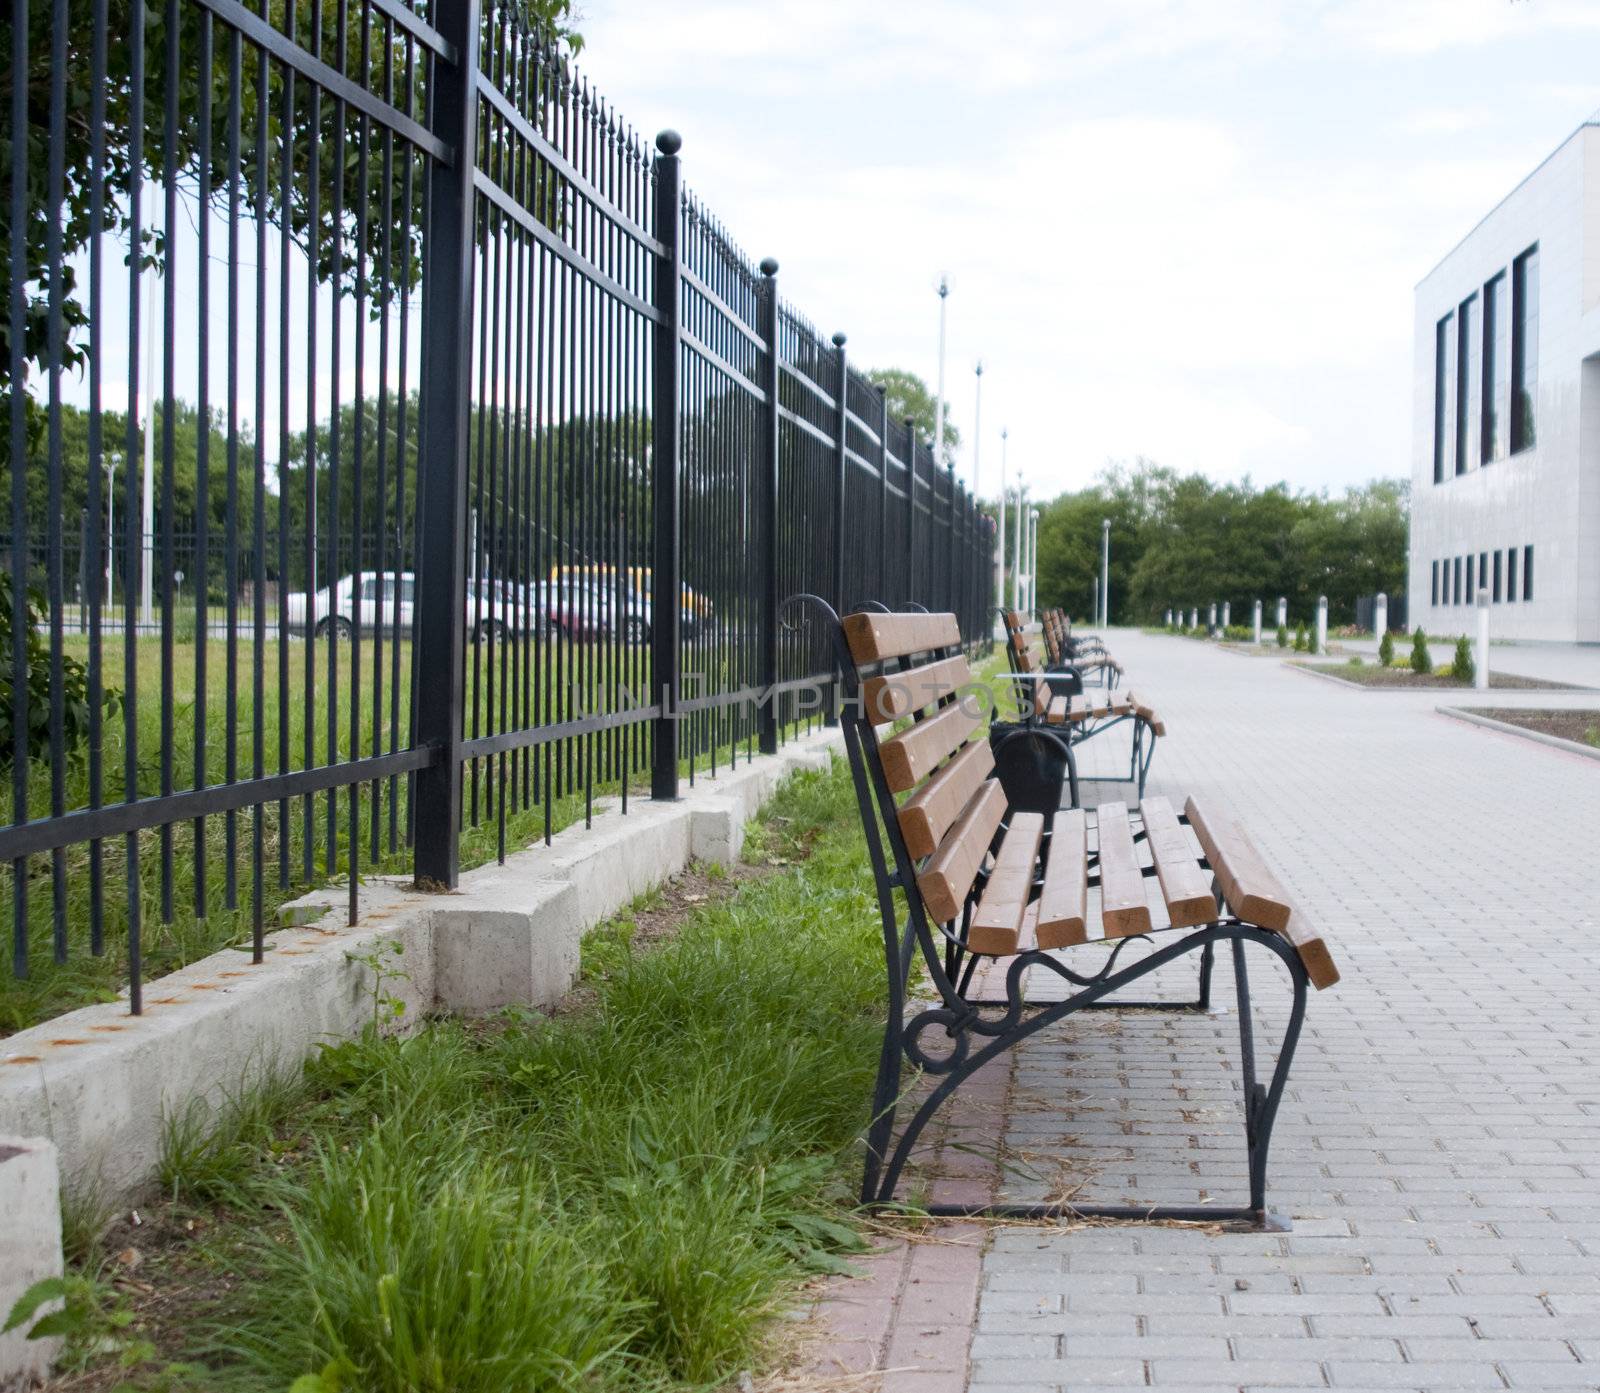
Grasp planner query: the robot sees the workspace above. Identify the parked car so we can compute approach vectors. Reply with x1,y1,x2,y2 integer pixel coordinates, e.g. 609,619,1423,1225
284,571,539,641
547,564,708,641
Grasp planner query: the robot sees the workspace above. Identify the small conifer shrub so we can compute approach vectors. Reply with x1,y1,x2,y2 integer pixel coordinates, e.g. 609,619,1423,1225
1410,627,1431,675
1276,623,1288,649
1452,635,1475,683
1378,630,1394,668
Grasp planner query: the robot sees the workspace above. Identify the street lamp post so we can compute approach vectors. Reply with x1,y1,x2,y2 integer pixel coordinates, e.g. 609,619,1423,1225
1100,517,1111,628
1029,509,1040,613
995,427,1007,625
1013,482,1026,611
105,451,120,610
933,276,949,469
972,360,983,496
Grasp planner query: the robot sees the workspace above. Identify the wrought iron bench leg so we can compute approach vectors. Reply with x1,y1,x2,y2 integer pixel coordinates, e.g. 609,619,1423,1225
1232,935,1308,1226
866,927,1308,1230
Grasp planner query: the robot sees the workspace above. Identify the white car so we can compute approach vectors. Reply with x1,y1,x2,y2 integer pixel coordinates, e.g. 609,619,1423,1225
284,571,539,641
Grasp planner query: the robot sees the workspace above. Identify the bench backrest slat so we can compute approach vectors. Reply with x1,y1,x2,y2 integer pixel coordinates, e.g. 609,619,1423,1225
917,778,1008,923
862,654,972,724
843,611,963,663
877,699,982,793
897,738,994,859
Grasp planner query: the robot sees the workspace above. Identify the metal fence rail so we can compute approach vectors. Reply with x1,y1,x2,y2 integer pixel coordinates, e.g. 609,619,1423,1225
0,0,993,1022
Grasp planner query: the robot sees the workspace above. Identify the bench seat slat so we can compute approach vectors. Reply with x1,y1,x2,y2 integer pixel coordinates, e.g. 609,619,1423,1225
878,700,982,793
1096,801,1152,938
968,812,1046,955
1140,796,1219,929
1134,699,1166,737
844,611,962,663
1184,796,1340,990
862,654,972,724
897,740,994,859
1037,809,1088,948
917,778,1008,924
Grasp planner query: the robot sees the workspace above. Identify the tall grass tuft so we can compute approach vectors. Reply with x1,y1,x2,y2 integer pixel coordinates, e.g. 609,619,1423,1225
174,758,884,1390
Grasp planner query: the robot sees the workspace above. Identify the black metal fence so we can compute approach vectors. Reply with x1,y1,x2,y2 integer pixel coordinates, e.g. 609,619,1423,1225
0,0,993,1021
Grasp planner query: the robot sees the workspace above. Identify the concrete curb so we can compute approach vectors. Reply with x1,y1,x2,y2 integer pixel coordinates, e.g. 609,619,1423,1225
0,728,846,1211
1436,704,1600,762
0,1137,63,1390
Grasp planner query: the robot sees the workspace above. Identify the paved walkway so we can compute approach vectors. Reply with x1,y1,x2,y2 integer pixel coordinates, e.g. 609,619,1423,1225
796,630,1600,1393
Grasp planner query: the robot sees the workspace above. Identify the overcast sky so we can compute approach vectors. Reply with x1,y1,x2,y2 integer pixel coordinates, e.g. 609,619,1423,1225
581,0,1600,501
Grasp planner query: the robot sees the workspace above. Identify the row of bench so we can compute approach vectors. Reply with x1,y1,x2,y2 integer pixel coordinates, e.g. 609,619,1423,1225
810,598,1339,1231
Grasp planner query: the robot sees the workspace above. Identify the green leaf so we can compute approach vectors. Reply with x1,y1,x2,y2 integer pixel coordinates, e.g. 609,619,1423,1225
3,1276,67,1335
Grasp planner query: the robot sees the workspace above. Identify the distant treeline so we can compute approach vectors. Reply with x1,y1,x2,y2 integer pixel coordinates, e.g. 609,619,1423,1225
1033,460,1407,626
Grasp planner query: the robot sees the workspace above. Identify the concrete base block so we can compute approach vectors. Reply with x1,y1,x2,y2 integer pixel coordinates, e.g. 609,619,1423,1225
0,1137,63,1390
433,878,582,1014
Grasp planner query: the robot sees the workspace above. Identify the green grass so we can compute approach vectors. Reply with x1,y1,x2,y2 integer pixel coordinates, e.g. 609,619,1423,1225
3,631,817,1034
49,758,886,1390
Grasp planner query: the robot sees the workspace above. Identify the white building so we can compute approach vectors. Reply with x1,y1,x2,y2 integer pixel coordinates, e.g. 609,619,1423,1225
1410,119,1600,642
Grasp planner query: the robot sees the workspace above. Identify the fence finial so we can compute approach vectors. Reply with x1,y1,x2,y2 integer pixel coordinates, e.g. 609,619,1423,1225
759,256,778,276
655,129,682,154
832,331,847,347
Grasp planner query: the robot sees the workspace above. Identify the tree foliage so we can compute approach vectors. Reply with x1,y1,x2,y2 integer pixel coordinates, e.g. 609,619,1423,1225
1034,459,1408,626
862,367,959,453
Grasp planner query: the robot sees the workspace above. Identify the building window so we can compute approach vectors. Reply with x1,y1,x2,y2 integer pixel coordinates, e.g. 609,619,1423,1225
1478,552,1487,601
1453,556,1463,605
1492,550,1502,603
1523,544,1533,600
1511,245,1539,453
1506,547,1517,602
1483,272,1508,463
1434,312,1455,483
1431,560,1439,606
1456,295,1477,475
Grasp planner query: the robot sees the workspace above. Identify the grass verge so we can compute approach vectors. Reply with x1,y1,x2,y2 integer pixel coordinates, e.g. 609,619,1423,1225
28,755,887,1392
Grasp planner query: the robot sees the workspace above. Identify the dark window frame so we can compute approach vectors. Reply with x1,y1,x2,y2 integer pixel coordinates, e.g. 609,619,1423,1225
1434,313,1453,484
1506,547,1517,603
1492,550,1502,603
1523,544,1533,601
1511,245,1539,454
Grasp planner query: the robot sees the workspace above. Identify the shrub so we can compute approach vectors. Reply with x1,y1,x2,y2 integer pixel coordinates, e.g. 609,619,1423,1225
0,570,119,766
1293,625,1306,652
1276,623,1288,649
1452,635,1475,683
1410,628,1431,675
1305,624,1319,655
1378,630,1394,668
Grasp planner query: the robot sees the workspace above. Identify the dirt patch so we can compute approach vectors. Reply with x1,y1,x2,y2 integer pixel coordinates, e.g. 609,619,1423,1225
1464,708,1600,747
1291,662,1584,691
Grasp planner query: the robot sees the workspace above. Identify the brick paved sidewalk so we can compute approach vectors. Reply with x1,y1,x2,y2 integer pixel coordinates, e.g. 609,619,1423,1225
789,630,1600,1393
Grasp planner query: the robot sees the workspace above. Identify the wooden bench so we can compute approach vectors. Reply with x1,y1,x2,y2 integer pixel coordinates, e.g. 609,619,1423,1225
999,610,1161,799
1042,607,1109,666
817,600,1339,1230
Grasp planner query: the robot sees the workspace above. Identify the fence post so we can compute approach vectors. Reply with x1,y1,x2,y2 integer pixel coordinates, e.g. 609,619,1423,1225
1253,599,1262,645
827,332,847,724
904,418,916,603
1315,595,1328,655
1375,591,1388,641
877,386,889,603
411,0,482,889
757,257,780,755
650,131,684,799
